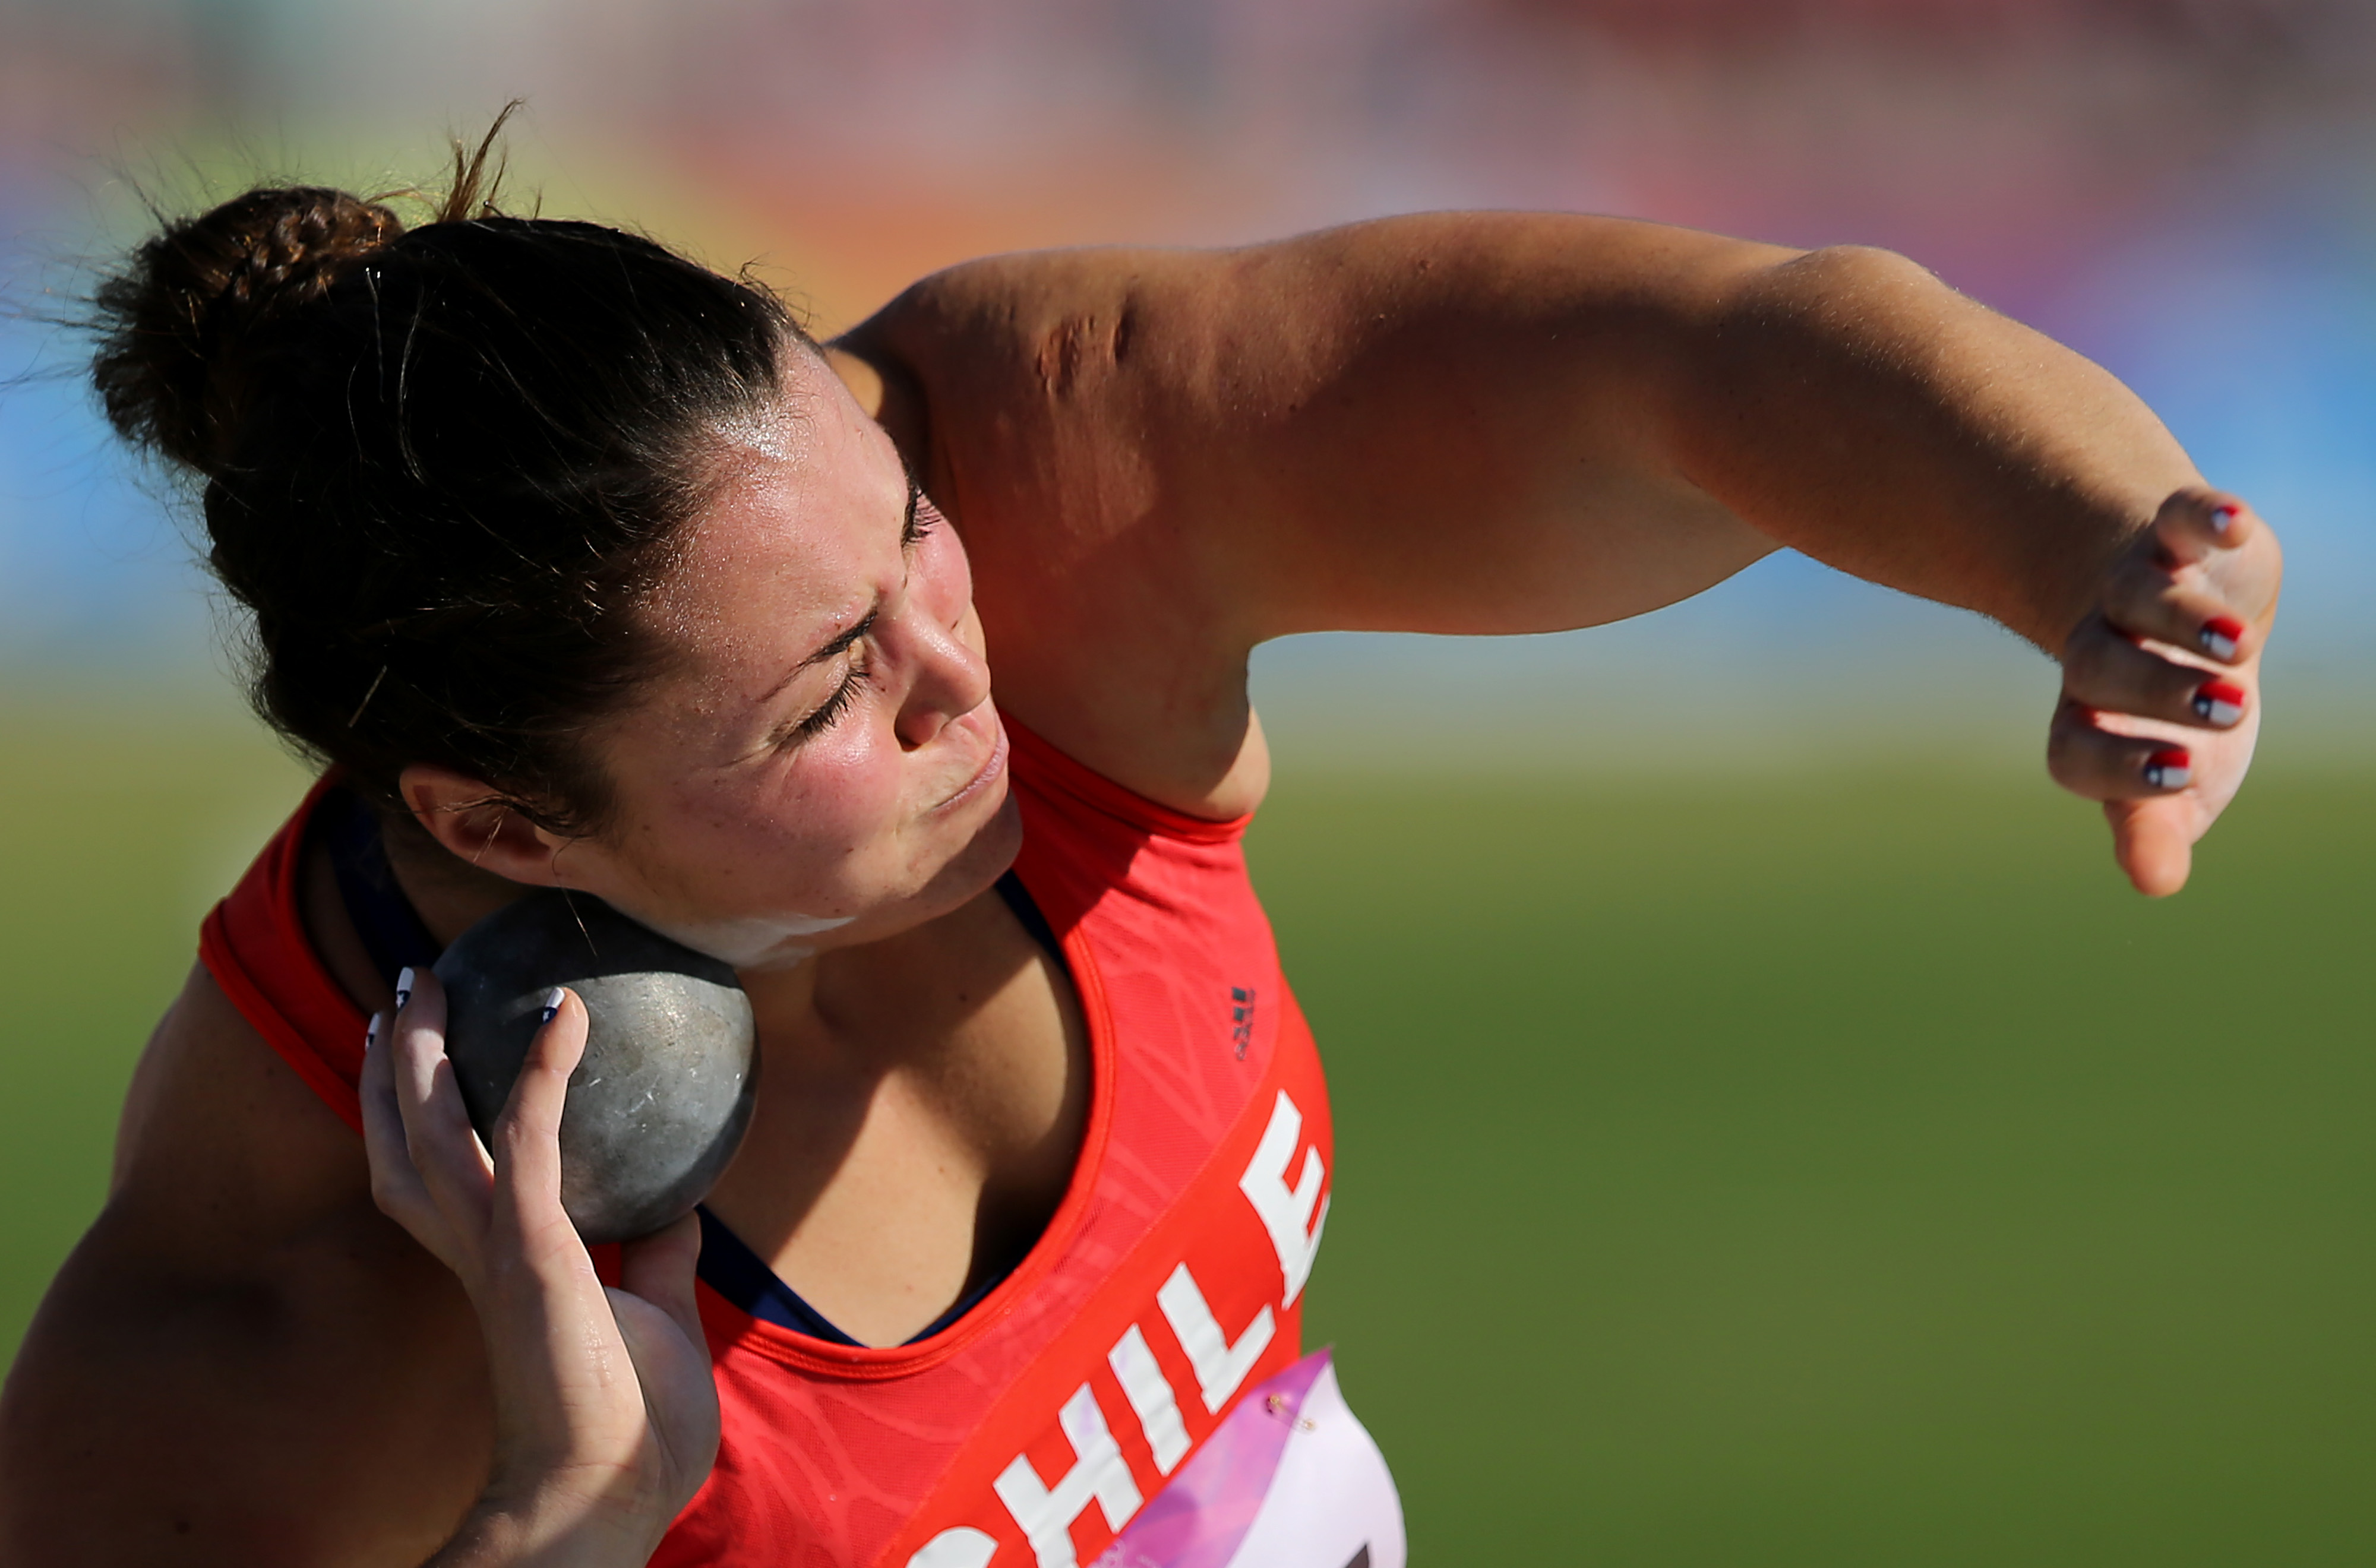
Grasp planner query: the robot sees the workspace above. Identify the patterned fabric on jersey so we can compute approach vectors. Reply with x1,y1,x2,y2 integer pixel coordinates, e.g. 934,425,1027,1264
197,715,1404,1568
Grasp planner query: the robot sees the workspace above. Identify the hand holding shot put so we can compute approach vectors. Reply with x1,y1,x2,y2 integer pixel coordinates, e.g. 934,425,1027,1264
362,973,718,1568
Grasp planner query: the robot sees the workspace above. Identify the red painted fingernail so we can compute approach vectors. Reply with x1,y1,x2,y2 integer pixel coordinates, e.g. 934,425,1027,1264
2198,617,2244,660
2192,680,2247,726
2144,748,2192,790
2210,504,2239,533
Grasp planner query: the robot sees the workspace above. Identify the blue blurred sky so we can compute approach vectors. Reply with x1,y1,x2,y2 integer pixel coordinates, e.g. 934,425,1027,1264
2,0,2368,758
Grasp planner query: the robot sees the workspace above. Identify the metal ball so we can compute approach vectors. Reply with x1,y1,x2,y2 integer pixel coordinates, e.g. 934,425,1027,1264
431,889,758,1244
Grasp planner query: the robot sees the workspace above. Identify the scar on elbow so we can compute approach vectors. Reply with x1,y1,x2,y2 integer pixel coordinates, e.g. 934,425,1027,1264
1035,304,1138,396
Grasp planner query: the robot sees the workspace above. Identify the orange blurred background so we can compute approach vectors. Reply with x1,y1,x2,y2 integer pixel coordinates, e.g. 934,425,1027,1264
2,0,2370,738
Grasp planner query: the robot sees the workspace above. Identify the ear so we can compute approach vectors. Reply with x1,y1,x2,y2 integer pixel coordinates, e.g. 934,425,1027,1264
396,763,572,887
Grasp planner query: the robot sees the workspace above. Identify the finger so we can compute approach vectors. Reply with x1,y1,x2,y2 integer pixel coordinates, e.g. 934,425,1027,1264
2061,617,2249,734
2046,701,2199,801
606,1224,724,1507
2104,798,2192,897
489,988,586,1243
466,991,630,1478
2099,551,2258,667
617,1209,710,1363
360,1010,446,1245
2149,486,2255,568
606,1279,725,1510
388,969,497,1224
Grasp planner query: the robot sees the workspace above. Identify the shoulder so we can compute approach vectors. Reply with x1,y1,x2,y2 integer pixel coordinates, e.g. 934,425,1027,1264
109,960,364,1216
830,251,1275,821
0,965,487,1564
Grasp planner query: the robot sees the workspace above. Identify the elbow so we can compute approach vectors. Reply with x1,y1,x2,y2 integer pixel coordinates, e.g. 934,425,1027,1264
1741,242,1958,322
1791,242,1936,279
1692,243,1972,397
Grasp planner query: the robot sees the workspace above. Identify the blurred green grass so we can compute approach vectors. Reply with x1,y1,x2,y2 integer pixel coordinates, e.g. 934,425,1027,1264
1254,763,2375,1565
0,696,312,1353
1,700,2368,1563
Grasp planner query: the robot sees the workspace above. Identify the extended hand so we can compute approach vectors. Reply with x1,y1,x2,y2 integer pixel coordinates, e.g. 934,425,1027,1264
2050,488,2282,896
362,973,721,1567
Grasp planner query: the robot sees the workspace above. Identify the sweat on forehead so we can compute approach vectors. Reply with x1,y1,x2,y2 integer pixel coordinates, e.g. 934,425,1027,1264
642,402,895,665
695,344,846,476
708,403,801,463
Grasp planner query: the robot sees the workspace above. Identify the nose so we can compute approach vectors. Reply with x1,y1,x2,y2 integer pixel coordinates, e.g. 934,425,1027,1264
888,599,991,751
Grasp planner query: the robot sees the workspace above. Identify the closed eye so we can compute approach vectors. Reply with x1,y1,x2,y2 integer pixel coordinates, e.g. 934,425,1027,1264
803,605,878,672
901,482,941,549
787,662,865,743
759,485,925,754
771,607,879,747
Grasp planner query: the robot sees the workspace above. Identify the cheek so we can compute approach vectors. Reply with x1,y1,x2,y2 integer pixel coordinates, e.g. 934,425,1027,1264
703,727,908,898
779,720,910,848
630,728,905,909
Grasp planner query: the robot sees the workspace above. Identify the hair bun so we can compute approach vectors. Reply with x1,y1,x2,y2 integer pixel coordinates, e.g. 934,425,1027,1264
91,185,405,477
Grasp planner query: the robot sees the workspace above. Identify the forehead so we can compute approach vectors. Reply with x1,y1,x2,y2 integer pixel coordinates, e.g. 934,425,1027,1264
642,357,904,678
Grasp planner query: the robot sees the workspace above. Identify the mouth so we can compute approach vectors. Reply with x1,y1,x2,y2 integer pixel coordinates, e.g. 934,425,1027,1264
931,705,1010,814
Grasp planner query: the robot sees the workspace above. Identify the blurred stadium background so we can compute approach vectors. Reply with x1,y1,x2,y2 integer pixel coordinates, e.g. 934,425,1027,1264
1,1,2369,1560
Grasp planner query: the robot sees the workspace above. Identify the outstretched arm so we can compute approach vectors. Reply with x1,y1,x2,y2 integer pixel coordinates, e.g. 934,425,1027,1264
839,211,2280,892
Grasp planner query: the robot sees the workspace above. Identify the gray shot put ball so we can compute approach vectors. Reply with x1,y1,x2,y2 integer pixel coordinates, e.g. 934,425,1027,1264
432,890,757,1245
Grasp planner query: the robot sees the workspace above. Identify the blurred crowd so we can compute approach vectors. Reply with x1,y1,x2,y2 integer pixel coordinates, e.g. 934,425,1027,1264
5,0,2370,314
2,0,2371,711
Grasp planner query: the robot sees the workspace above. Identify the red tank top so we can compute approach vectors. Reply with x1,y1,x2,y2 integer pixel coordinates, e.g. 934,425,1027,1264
200,716,1403,1568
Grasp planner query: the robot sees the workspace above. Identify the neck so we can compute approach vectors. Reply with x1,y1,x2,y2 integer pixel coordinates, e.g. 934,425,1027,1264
694,867,1088,1345
740,954,829,1055
378,806,535,947
734,887,997,1076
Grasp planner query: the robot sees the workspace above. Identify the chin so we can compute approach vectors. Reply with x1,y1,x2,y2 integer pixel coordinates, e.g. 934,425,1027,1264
921,785,1024,909
623,782,1025,969
647,908,858,971
747,789,1026,966
867,783,1020,935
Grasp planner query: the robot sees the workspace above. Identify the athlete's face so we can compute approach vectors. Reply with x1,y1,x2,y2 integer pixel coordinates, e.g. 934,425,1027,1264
546,349,1018,970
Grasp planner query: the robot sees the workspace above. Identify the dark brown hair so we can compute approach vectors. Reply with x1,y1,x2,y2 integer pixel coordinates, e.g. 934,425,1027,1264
89,122,807,834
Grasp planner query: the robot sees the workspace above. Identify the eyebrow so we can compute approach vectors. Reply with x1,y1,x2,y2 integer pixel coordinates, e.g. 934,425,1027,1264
756,605,879,709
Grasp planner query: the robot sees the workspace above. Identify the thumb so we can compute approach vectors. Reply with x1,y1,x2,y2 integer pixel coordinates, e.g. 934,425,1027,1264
2105,799,2192,897
617,1208,709,1358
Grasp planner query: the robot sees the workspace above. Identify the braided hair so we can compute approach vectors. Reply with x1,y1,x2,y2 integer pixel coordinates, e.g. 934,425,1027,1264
89,118,807,834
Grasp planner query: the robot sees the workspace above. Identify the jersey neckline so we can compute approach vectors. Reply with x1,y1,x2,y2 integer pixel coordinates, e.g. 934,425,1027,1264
694,834,1121,1378
673,714,1129,1379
